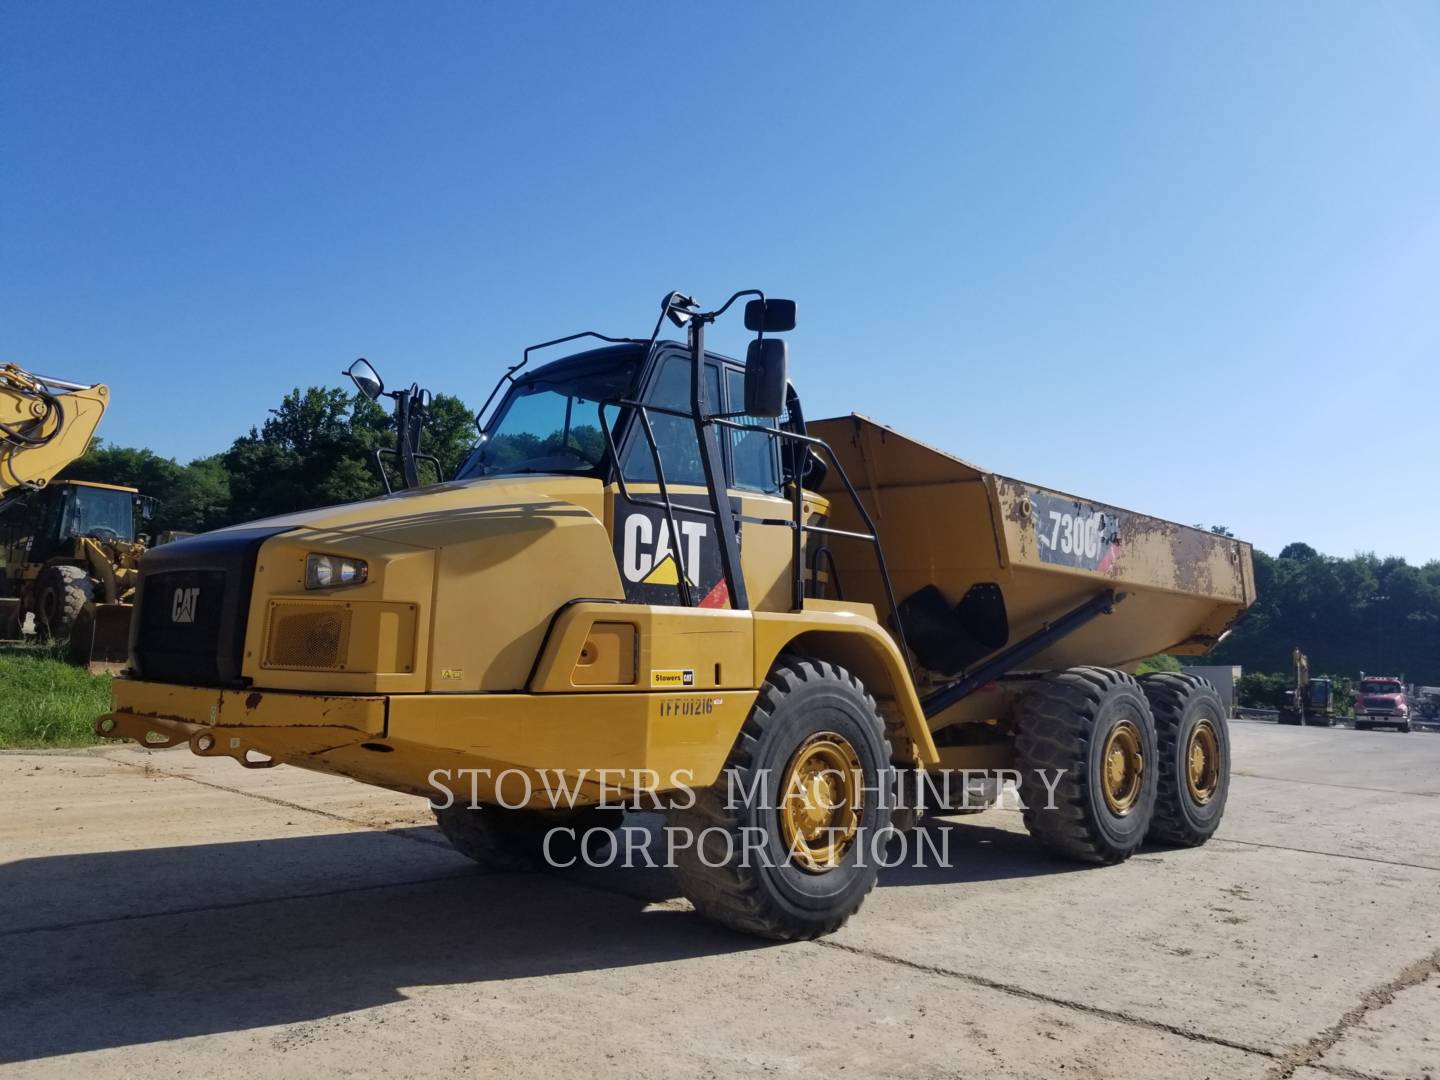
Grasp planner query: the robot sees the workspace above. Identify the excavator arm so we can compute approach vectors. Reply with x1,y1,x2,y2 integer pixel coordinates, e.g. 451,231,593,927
0,363,109,496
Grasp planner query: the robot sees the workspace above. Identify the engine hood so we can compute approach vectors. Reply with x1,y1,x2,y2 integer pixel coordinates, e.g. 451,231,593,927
208,474,609,550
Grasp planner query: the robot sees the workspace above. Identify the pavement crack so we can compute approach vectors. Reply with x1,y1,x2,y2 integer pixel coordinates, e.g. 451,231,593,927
1263,947,1440,1080
1233,770,1440,799
811,937,1281,1061
1213,836,1440,873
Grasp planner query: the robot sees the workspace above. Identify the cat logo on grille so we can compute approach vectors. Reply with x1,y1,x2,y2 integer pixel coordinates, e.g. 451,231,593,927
171,587,199,624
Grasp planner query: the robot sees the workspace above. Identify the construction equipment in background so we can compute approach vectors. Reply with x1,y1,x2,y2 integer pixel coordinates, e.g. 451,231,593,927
0,363,110,494
0,362,153,666
97,290,1256,940
1276,646,1335,726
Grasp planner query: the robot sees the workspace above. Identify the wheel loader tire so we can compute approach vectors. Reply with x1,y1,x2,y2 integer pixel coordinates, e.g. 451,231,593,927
1015,667,1157,865
666,656,894,941
433,803,622,872
67,604,97,666
1139,673,1230,847
35,565,94,639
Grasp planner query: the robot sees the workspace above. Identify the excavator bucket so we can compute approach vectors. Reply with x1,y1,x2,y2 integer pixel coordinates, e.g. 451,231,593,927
68,602,132,672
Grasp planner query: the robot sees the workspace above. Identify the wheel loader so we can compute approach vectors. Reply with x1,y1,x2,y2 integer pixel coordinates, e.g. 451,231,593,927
0,362,153,666
95,290,1255,940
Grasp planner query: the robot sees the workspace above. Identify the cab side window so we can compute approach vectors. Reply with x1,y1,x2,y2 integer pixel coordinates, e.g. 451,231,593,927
725,367,782,494
622,355,721,486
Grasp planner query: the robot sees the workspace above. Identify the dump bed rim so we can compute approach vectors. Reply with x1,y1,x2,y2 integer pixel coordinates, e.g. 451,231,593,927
809,412,1253,547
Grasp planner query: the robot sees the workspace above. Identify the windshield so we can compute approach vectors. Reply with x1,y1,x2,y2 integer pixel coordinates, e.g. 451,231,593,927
1362,681,1403,695
456,351,639,480
62,487,136,541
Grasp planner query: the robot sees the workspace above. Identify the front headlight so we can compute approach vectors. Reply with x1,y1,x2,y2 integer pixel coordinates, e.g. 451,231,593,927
305,553,368,590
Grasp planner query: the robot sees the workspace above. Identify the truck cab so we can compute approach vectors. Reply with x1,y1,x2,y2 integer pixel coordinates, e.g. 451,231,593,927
1354,677,1411,732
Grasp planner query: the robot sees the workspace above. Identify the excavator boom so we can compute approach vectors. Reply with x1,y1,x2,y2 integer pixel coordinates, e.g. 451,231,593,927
0,364,110,496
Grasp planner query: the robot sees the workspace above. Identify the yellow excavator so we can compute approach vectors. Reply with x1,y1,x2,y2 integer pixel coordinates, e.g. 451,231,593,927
0,362,151,665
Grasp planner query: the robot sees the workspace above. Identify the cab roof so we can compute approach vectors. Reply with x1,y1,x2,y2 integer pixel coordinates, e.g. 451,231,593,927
55,479,140,494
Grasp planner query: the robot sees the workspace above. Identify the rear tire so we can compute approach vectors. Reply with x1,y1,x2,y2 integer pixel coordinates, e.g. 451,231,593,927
35,565,93,639
1139,673,1230,847
666,656,893,940
1016,667,1157,865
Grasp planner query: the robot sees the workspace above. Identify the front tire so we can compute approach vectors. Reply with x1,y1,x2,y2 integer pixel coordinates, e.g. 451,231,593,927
1016,667,1158,865
35,565,94,640
667,657,893,940
1140,673,1230,847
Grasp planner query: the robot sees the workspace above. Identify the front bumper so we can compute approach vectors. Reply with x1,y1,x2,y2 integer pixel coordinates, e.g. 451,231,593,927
96,677,754,802
97,680,387,768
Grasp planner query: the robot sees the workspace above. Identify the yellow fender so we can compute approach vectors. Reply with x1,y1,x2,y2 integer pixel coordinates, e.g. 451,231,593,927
753,608,939,766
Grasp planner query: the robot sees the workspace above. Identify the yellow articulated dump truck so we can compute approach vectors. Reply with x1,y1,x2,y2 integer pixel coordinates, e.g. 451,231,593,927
97,291,1255,940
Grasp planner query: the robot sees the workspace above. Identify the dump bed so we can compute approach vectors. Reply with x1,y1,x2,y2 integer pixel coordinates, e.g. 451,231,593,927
808,415,1255,681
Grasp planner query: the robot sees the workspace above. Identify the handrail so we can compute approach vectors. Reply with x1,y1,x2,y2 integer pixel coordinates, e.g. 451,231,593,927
596,395,913,681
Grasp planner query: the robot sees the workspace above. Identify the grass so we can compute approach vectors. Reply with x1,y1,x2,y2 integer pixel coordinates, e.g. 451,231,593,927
0,644,110,748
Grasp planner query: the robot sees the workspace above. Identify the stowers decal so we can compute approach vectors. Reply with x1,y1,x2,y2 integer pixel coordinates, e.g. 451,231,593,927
1030,490,1124,574
651,669,695,688
615,493,739,607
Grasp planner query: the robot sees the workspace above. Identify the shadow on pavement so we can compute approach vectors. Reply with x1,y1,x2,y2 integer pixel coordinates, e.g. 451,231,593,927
1,814,1079,1062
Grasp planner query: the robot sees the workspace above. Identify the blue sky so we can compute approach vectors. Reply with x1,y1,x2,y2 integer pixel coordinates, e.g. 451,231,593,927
4,3,1438,562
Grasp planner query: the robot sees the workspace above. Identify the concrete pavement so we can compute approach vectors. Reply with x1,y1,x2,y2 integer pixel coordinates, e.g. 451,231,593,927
2,720,1436,1078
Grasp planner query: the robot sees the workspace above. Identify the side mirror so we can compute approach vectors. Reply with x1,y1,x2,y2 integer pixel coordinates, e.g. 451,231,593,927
346,358,385,401
744,339,788,418
744,298,797,333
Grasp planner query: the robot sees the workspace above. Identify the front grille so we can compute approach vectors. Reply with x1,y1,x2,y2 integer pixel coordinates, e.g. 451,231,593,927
131,525,292,686
137,570,227,682
1362,697,1397,711
264,603,351,670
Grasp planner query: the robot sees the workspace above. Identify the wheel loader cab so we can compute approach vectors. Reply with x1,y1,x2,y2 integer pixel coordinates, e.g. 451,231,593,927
1,481,142,566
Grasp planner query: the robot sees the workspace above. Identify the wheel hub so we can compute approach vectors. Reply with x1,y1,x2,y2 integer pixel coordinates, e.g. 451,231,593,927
779,733,863,873
1185,720,1221,804
1100,720,1145,816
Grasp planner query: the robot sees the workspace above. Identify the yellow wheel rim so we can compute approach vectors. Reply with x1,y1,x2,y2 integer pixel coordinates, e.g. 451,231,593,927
1185,720,1221,804
1100,720,1145,816
779,732,863,873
